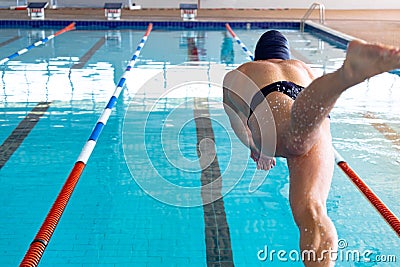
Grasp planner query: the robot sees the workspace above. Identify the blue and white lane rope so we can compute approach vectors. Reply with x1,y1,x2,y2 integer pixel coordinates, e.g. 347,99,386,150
225,23,254,61
20,23,153,267
0,22,75,65
77,23,153,164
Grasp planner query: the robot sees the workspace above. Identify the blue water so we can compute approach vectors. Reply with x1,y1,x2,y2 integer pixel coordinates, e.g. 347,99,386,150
0,26,399,266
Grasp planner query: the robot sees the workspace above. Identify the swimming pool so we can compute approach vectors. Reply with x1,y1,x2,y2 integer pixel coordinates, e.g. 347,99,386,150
0,24,399,266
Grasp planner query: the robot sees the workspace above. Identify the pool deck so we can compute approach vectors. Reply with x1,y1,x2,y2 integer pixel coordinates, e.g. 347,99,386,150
0,8,400,45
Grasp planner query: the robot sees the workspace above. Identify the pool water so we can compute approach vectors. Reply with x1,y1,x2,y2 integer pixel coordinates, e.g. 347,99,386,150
0,27,399,266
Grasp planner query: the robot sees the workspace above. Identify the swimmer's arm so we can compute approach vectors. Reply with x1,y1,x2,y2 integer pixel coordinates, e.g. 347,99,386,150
223,71,276,170
223,87,257,151
223,99,275,169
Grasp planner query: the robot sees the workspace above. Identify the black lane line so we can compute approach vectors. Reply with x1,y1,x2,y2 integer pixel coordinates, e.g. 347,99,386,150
0,102,51,169
0,36,21,48
71,37,106,69
364,112,400,151
194,100,235,267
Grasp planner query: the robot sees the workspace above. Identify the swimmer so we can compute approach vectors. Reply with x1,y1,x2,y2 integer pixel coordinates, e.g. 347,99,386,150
223,30,400,266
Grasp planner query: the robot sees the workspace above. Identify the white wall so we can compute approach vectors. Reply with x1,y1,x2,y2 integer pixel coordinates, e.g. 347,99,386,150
54,0,131,8
131,0,400,9
2,0,400,9
134,0,197,9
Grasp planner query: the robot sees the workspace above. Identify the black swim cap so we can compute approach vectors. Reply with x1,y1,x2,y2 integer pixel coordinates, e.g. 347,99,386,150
254,30,291,61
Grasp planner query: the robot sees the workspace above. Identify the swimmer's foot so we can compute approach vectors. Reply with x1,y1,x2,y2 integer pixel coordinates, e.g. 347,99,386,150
341,40,400,86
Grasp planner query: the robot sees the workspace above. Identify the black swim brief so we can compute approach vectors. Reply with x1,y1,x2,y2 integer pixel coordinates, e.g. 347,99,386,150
248,81,305,121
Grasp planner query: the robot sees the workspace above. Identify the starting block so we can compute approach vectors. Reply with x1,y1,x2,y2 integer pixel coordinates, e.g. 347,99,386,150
179,3,198,21
104,3,123,20
27,2,48,20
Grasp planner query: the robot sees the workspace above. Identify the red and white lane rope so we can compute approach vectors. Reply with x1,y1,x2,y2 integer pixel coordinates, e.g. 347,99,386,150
334,149,400,237
225,23,254,61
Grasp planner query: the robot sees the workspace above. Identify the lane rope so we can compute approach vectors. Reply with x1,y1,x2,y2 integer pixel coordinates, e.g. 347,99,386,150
19,23,153,267
225,23,254,61
228,23,400,237
0,22,76,65
334,149,400,237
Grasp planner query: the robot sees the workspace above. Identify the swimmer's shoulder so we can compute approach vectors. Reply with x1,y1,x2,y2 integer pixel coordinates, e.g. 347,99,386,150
236,60,277,73
237,59,307,68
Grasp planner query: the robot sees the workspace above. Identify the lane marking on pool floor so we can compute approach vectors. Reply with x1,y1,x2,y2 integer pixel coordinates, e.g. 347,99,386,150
363,112,400,150
0,102,51,169
194,98,235,266
1,35,105,169
71,37,106,69
0,36,21,48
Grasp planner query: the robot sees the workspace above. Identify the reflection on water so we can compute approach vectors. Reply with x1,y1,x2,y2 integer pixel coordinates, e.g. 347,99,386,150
0,27,399,266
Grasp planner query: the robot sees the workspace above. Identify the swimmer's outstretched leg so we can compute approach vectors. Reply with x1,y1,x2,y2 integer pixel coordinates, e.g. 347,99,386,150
286,40,400,154
283,41,400,266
